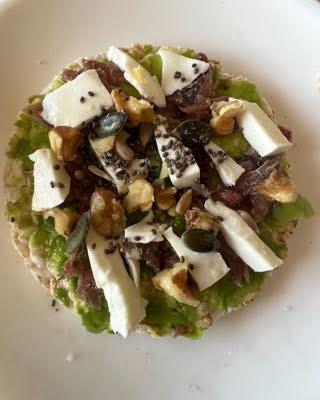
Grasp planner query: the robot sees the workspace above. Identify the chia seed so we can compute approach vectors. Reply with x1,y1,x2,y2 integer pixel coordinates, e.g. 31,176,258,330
151,229,157,235
91,243,97,249
80,96,85,103
134,236,141,241
174,71,182,79
181,77,186,82
10,217,15,223
189,264,195,270
54,164,60,170
163,152,169,158
161,145,166,152
50,181,55,188
88,91,94,97
51,299,56,308
192,63,197,68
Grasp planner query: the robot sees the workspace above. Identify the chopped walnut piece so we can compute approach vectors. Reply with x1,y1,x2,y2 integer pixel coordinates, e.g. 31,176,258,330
90,188,126,237
258,170,298,203
49,127,82,162
122,178,154,213
185,208,220,232
152,262,200,307
111,89,156,127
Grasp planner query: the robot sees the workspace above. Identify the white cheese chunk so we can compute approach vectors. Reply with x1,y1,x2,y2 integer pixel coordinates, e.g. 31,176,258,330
205,199,283,272
205,141,245,186
154,124,200,189
125,211,167,243
158,48,210,96
86,228,146,337
163,228,229,291
107,46,166,107
234,99,292,157
29,149,70,211
41,70,113,127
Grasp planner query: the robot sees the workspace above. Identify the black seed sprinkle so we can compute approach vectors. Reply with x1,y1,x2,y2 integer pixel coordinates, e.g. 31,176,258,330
51,299,56,307
80,96,85,103
50,181,55,188
88,91,95,97
189,264,195,270
104,247,115,255
91,243,97,249
151,229,157,235
174,71,182,79
10,217,15,223
180,256,185,263
163,152,169,158
134,236,141,241
54,164,60,170
181,77,186,82
192,63,197,68
194,67,199,74
57,182,65,189
161,145,166,152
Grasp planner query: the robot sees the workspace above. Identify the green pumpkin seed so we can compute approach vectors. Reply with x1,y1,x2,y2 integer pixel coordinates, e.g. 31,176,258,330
94,112,127,138
182,229,220,253
67,211,90,254
175,119,213,147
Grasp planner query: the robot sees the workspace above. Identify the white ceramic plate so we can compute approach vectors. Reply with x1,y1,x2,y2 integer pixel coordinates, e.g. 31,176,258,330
0,1,319,399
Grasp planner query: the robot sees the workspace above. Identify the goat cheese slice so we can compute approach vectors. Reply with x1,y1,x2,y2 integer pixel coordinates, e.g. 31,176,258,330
86,228,146,337
163,228,229,291
205,141,245,186
107,46,166,107
234,99,292,157
158,48,210,96
205,199,283,272
41,70,113,128
154,124,200,189
29,148,70,211
125,211,167,243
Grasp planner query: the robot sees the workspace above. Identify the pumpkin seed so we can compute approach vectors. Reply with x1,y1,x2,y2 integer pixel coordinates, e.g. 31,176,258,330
94,112,127,138
175,119,213,148
182,228,220,252
67,211,90,254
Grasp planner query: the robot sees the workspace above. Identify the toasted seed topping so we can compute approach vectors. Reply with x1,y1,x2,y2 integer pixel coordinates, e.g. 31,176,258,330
174,71,182,79
80,96,85,103
88,91,94,97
